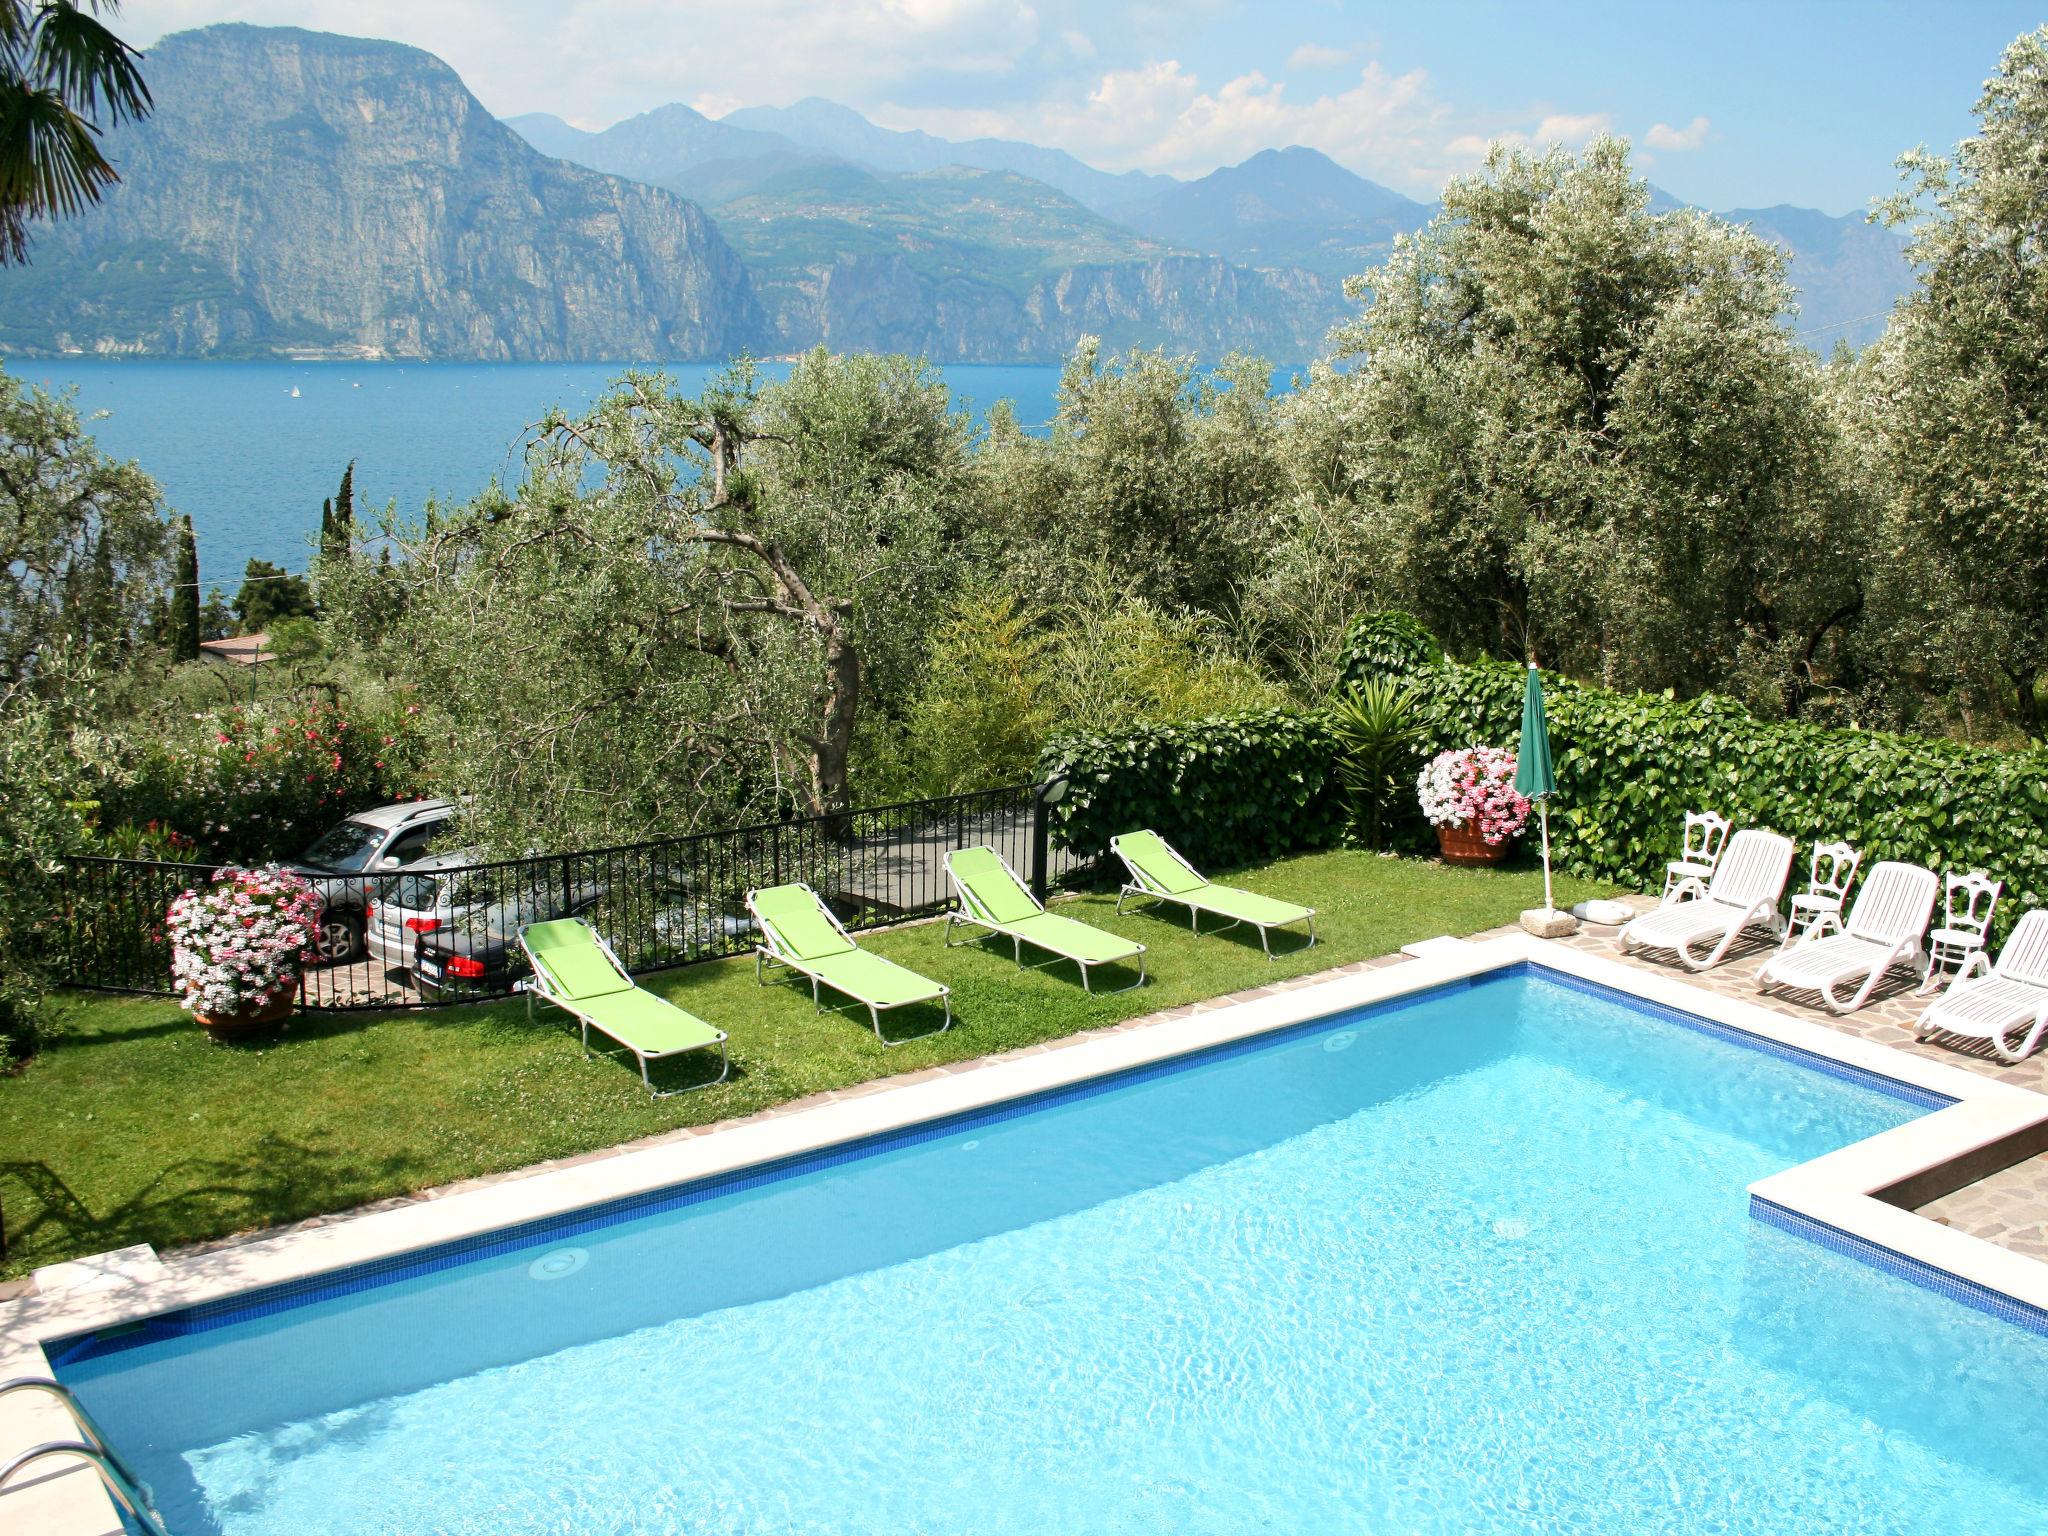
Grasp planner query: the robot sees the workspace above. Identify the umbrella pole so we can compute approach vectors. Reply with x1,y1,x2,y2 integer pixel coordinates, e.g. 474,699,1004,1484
1540,800,1554,915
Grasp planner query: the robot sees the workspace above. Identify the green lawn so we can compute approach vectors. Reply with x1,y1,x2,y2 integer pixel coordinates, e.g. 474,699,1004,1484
0,852,1607,1280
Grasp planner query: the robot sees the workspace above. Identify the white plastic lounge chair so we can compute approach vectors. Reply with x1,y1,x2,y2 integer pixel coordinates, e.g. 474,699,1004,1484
1663,810,1732,902
1757,860,1938,1014
1919,870,2001,996
518,919,728,1096
945,845,1146,993
1621,829,1794,970
1916,909,2048,1062
1110,828,1316,959
1781,839,1860,951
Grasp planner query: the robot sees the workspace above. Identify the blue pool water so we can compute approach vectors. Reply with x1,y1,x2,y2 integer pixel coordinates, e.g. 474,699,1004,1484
53,970,2048,1534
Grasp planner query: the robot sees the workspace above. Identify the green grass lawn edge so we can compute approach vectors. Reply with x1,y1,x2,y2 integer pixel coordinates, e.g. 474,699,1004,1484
0,852,1609,1280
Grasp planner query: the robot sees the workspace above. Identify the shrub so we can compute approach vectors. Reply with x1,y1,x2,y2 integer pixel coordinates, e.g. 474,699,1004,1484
1331,610,1444,697
0,684,95,1059
106,694,428,862
1039,585,1290,733
901,584,1051,797
1048,609,2048,946
1038,709,1345,872
1394,640,2048,943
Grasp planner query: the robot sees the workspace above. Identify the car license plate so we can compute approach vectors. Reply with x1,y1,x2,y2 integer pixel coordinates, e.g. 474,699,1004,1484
415,956,440,978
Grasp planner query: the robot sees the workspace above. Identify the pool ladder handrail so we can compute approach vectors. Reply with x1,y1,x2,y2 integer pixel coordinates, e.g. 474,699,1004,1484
0,1376,171,1535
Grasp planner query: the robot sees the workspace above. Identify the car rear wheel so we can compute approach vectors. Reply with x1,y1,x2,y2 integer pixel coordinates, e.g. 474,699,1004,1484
316,910,365,966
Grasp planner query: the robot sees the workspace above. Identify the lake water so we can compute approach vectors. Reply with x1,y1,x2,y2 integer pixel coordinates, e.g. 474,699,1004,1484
11,361,1072,583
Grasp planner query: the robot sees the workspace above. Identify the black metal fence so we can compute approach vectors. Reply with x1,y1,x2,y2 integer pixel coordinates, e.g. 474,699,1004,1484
52,782,1082,1011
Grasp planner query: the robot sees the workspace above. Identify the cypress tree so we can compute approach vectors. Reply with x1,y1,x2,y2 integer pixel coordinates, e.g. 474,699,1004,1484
171,515,201,662
321,460,355,563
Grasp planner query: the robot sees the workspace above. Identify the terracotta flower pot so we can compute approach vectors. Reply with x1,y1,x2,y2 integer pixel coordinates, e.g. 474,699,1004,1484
196,984,297,1040
1436,823,1509,867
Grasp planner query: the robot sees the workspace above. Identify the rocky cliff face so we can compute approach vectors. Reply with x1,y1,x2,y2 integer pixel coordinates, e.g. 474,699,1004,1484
762,254,1343,362
3,26,762,360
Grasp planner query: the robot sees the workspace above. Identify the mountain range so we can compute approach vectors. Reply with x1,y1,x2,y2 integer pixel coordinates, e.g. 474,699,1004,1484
0,26,760,360
0,24,1910,363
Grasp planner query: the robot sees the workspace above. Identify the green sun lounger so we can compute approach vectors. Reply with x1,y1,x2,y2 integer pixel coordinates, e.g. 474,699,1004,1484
747,882,952,1044
944,845,1147,994
1111,829,1317,959
518,918,729,1096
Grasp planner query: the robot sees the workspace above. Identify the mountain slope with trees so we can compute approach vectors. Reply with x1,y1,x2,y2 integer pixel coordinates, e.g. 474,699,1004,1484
524,96,1908,353
0,25,764,360
707,161,1340,357
723,96,1170,212
1107,146,1432,278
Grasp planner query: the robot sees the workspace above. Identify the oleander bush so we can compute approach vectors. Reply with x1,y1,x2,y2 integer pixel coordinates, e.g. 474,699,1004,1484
104,695,429,863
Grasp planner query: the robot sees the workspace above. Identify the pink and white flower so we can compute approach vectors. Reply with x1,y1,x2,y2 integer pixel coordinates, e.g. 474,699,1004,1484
167,865,323,1016
1416,747,1532,846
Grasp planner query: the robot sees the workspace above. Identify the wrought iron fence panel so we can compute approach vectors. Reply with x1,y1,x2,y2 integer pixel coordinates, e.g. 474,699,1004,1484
54,782,1080,1011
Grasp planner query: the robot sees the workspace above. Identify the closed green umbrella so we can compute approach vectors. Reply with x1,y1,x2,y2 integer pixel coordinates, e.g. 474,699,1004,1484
1516,663,1560,914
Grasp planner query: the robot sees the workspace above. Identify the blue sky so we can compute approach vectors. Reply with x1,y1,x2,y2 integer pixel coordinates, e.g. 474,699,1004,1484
139,1,2046,212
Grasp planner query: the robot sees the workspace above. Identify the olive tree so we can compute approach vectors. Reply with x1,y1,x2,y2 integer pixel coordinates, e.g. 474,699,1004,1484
386,358,968,852
0,364,172,686
1870,26,2048,737
1284,137,1863,713
974,342,1285,617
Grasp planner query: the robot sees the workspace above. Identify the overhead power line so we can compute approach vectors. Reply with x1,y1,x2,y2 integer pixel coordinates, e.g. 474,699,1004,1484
1793,309,1893,338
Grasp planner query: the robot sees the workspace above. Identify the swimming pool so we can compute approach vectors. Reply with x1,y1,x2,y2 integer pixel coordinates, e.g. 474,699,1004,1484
49,967,2048,1534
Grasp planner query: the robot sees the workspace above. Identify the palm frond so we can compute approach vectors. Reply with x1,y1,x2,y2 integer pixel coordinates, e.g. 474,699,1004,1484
31,1,149,125
0,77,115,218
0,3,33,65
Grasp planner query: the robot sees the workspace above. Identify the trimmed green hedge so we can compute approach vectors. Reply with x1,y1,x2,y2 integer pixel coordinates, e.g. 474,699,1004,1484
1038,709,1345,873
1331,610,1443,699
1385,651,2048,943
1045,611,2048,942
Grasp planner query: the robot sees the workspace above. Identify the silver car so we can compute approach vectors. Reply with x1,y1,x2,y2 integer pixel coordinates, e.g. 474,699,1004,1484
365,851,484,972
289,798,464,964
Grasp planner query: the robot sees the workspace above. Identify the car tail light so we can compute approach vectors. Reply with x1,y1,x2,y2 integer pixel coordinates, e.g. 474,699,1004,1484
444,954,486,979
365,903,376,921
405,917,441,934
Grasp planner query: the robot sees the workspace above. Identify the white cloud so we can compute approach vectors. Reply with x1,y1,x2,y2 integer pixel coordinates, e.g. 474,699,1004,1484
131,0,1060,126
690,92,743,120
889,57,1450,186
1645,115,1710,151
1287,43,1352,69
1440,108,1613,172
1533,112,1611,144
126,2,1619,192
